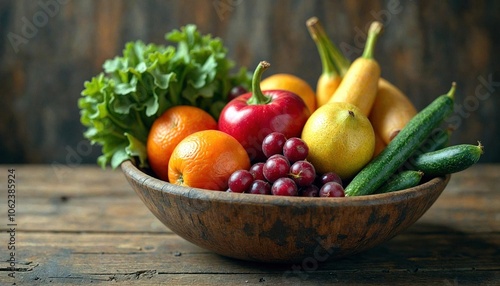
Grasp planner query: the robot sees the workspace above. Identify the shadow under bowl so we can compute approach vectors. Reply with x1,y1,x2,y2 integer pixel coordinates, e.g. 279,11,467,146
121,160,450,263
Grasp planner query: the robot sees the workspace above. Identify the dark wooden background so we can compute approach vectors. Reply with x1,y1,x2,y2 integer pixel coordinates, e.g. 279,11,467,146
1,0,499,165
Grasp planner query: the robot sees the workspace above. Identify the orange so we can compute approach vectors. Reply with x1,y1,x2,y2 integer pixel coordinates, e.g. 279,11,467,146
146,106,217,181
260,73,317,112
168,130,251,191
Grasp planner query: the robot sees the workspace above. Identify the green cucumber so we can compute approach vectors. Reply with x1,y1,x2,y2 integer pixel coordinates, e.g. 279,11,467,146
411,142,483,176
420,127,453,153
375,170,424,194
403,127,452,170
344,83,456,196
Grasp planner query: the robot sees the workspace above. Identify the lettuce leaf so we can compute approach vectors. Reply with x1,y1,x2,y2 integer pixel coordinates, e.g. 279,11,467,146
78,25,251,169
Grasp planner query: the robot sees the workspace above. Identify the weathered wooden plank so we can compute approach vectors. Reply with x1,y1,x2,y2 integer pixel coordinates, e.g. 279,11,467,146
3,271,500,286
0,231,498,285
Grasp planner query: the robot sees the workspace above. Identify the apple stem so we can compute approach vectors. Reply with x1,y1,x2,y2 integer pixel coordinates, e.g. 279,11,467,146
247,61,272,105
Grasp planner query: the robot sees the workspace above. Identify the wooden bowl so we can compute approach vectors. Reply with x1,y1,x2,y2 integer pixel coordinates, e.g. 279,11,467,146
121,160,450,263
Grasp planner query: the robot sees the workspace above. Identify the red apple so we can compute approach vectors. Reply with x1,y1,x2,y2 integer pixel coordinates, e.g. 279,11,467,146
218,61,310,162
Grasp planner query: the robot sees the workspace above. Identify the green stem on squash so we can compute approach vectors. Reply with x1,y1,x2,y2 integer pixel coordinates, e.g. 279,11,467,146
362,21,384,60
447,82,456,100
306,17,339,77
247,61,272,105
307,17,350,76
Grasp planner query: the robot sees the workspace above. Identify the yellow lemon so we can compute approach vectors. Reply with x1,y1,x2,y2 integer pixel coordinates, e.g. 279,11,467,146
301,102,375,179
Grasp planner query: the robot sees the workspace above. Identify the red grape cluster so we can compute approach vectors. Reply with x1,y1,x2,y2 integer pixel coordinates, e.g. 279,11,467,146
227,132,345,197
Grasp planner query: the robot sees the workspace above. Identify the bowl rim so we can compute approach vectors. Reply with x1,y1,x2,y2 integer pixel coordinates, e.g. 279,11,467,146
121,160,450,207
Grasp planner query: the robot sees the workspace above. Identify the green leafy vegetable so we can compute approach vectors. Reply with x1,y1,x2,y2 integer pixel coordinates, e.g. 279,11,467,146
79,25,251,169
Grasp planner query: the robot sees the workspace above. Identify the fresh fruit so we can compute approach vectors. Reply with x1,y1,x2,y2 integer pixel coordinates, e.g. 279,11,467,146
409,142,484,176
218,61,310,162
369,79,418,144
307,17,418,145
228,170,254,193
300,185,320,197
328,21,384,116
260,73,317,113
317,172,342,186
301,101,375,179
168,130,250,191
249,180,272,195
146,106,217,181
345,83,456,197
306,17,346,107
272,177,298,196
228,86,248,101
263,155,291,183
283,137,309,163
375,170,424,194
262,132,287,158
289,160,316,187
249,162,265,181
319,182,345,197
227,131,344,198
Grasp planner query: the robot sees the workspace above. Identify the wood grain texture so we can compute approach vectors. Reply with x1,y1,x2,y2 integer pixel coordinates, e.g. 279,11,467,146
0,164,499,285
0,0,499,165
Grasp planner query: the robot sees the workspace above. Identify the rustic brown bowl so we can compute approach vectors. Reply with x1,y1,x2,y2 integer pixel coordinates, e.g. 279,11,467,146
121,160,450,263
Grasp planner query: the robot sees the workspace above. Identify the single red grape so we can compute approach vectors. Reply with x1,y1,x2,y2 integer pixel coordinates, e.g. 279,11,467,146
289,160,316,186
319,182,345,197
283,137,309,163
248,180,272,195
249,162,265,181
300,185,319,197
228,170,254,193
262,132,287,158
228,86,248,101
272,177,298,196
317,172,343,186
263,154,290,183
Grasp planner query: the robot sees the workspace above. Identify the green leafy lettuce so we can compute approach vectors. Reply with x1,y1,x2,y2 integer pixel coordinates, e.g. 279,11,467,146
79,25,251,169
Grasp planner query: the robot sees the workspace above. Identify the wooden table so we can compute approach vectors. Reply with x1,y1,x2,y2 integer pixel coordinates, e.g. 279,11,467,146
0,164,498,285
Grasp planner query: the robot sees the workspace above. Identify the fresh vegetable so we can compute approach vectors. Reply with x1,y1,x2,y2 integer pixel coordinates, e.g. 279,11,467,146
218,61,310,162
372,130,386,159
410,142,484,176
79,24,251,169
344,83,456,197
403,127,452,170
306,17,344,107
369,79,418,144
375,170,424,194
328,21,383,116
308,17,418,142
419,127,453,153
